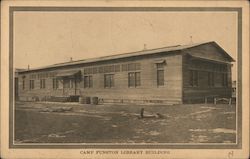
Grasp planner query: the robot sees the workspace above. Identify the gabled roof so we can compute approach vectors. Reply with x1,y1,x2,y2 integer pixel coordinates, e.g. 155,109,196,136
19,41,234,73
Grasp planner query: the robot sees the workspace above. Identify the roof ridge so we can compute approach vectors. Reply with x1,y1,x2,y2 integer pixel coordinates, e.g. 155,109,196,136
18,41,216,73
52,41,211,66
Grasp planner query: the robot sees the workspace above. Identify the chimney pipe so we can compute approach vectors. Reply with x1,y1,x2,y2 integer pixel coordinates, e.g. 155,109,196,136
189,36,193,44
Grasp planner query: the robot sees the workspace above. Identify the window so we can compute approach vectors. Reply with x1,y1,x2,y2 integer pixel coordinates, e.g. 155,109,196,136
122,63,141,72
22,79,25,90
84,76,93,88
29,80,34,90
157,70,164,86
122,64,128,71
63,79,69,88
128,72,141,87
189,70,198,87
156,63,164,86
69,79,74,88
104,74,114,88
93,67,98,74
208,72,214,87
40,79,46,89
85,65,121,74
114,65,120,72
53,78,59,89
222,73,228,87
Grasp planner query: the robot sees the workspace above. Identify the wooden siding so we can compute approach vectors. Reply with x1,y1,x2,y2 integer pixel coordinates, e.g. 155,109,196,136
185,43,232,62
182,53,232,103
18,54,183,103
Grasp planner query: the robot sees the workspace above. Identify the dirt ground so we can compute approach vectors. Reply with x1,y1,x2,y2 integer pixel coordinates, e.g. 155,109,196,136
14,101,236,143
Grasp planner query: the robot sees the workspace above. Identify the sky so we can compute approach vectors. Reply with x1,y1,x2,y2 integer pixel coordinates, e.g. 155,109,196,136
13,11,237,80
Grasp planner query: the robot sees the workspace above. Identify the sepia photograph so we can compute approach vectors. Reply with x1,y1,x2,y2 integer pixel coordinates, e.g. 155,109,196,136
13,7,238,145
1,1,249,159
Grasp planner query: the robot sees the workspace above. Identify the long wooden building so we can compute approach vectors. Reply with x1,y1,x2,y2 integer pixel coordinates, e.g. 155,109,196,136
16,41,234,104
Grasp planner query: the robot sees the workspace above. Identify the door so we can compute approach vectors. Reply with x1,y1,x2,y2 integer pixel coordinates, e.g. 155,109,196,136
63,78,81,96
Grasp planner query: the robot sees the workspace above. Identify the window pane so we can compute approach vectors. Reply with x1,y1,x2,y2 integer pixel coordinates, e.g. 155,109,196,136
222,73,228,87
135,63,141,70
211,73,214,86
104,74,113,88
122,64,128,71
157,63,164,69
221,73,225,86
110,75,114,87
84,76,89,88
114,65,120,72
189,70,193,86
70,79,74,88
93,67,98,74
23,80,25,90
128,72,135,87
207,72,210,86
157,70,164,86
128,63,136,71
104,75,109,88
64,79,69,88
208,72,214,87
56,79,59,89
194,71,198,87
135,72,141,86
98,67,104,73
89,76,93,88
225,74,228,87
53,79,55,89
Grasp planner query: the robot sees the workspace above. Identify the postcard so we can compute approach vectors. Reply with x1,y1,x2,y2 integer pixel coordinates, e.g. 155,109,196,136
1,0,249,158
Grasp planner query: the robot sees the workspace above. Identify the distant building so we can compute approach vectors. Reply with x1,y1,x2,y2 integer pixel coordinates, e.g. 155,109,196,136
16,41,234,104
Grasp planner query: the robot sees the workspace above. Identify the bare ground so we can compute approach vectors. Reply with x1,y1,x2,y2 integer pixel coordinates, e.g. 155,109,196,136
14,101,236,143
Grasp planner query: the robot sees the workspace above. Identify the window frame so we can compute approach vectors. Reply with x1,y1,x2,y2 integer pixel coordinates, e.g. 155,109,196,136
156,63,165,86
40,79,46,89
53,78,59,90
84,75,93,88
22,79,25,90
222,73,228,87
104,74,115,88
69,79,74,88
208,72,215,87
29,80,35,90
128,72,141,88
189,70,198,87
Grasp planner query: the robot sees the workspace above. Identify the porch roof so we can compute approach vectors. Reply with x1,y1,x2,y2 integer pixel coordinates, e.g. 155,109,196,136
56,70,81,78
